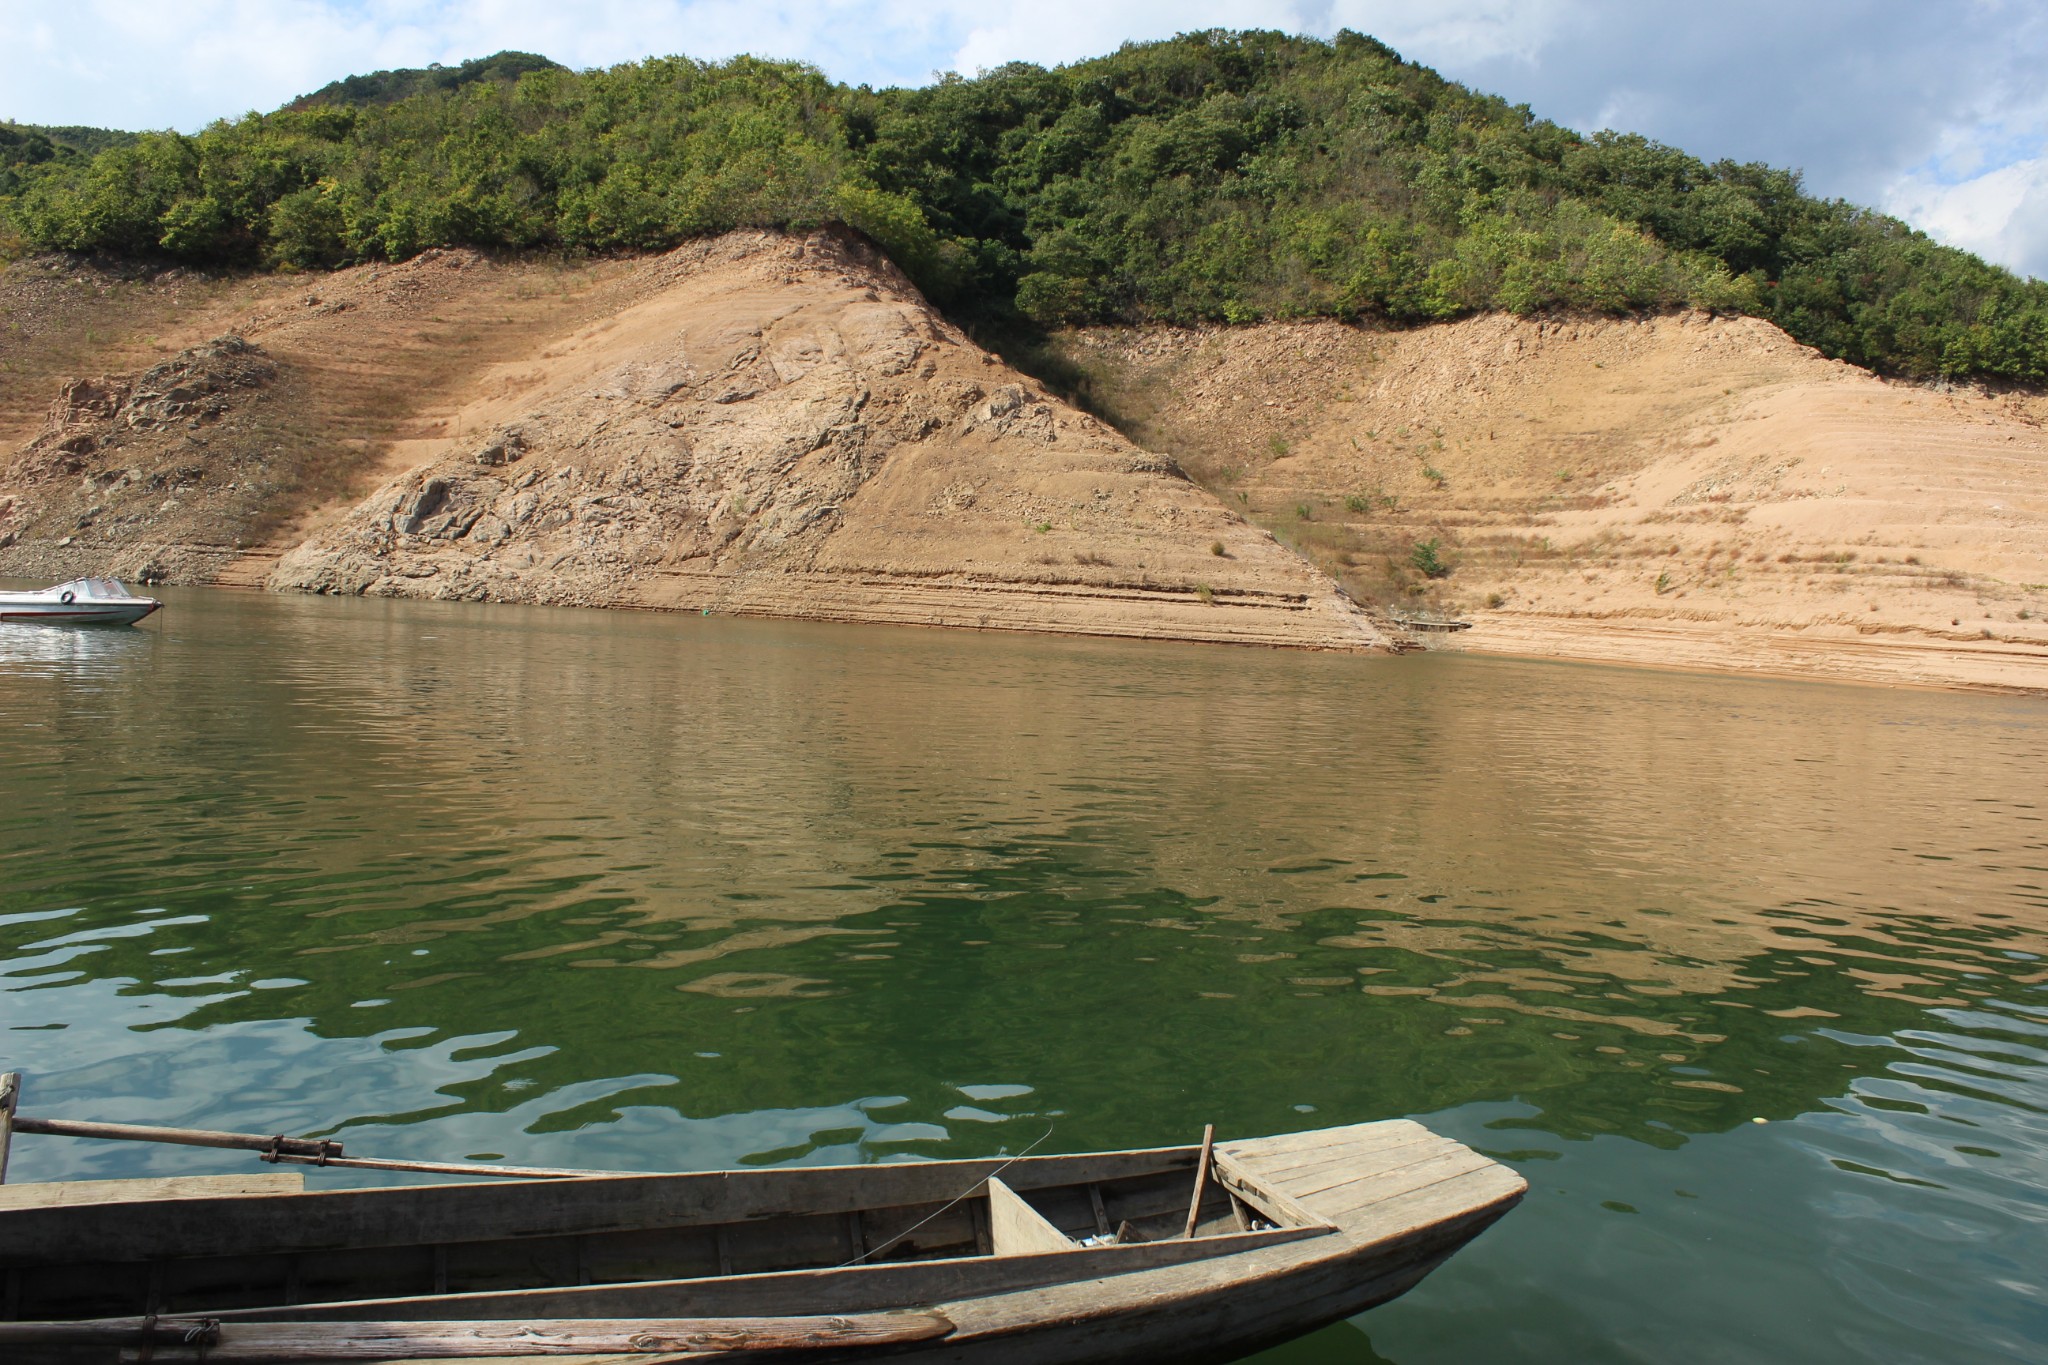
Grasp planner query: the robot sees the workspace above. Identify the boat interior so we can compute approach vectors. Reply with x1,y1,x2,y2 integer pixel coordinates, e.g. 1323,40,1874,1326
2,1145,1328,1322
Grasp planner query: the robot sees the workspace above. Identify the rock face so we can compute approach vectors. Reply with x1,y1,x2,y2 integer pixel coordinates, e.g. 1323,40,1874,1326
0,336,285,576
270,232,1383,650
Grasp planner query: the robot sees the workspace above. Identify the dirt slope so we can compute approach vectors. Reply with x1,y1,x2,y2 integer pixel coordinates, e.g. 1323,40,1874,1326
1060,313,2048,692
0,249,642,581
1,235,1382,652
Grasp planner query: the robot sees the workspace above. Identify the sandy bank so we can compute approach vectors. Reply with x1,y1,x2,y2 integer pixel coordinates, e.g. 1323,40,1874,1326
1060,312,2048,694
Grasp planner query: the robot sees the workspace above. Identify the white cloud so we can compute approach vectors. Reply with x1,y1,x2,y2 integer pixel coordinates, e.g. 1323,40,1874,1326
2,1,2044,279
1887,156,2048,283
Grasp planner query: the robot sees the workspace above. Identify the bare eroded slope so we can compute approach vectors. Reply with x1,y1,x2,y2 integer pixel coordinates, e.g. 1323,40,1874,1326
1061,314,2048,692
1,235,1381,651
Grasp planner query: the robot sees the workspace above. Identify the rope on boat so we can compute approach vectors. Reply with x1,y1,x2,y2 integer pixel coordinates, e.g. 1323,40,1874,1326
838,1122,1056,1268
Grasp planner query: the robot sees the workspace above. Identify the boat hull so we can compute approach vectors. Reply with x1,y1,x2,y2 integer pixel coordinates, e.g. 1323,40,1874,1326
0,579,161,627
2,1121,1525,1363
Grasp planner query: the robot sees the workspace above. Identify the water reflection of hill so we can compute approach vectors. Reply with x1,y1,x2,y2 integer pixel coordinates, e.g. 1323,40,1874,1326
3,587,2042,1160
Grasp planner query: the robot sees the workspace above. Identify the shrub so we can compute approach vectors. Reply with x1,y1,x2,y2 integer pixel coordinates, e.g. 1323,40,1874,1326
1410,538,1451,579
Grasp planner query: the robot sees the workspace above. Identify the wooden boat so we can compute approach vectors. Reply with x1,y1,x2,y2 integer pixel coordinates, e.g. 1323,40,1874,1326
0,578,160,626
0,1117,1523,1364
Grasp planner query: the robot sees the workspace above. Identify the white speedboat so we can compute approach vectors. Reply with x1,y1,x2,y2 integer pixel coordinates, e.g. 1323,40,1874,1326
0,577,161,626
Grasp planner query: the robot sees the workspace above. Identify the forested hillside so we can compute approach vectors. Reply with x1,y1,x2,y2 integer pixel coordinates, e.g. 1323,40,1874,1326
0,122,138,197
284,50,563,111
3,29,2043,384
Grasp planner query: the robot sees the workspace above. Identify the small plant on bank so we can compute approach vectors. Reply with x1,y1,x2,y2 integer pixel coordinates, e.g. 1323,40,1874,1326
1486,592,1506,609
1295,503,1313,520
1033,521,1052,533
1421,465,1447,489
1654,571,1673,595
1411,538,1451,579
1210,540,1227,556
1195,583,1215,605
1344,493,1371,513
1268,435,1290,457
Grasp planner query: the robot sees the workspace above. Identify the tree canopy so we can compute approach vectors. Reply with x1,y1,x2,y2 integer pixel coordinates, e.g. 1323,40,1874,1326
284,51,565,111
4,29,2043,384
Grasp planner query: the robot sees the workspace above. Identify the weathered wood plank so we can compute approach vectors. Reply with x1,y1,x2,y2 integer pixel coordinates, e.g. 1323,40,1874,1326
0,1171,304,1211
1086,1185,1111,1238
1228,1125,1445,1181
0,1146,1198,1269
1217,1121,1422,1162
1180,1125,1216,1240
1209,1154,1334,1233
1234,1132,1445,1191
1315,1151,1507,1220
986,1178,1073,1257
0,1071,19,1184
209,1227,1331,1325
11,1311,953,1359
1342,1163,1528,1242
1266,1140,1464,1201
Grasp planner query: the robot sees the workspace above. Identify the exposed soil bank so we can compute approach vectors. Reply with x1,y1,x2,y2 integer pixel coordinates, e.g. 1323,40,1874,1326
1059,313,2048,693
8,237,2047,687
0,235,1382,652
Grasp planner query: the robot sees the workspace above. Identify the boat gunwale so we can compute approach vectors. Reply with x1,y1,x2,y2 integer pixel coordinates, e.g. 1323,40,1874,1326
0,1142,1217,1269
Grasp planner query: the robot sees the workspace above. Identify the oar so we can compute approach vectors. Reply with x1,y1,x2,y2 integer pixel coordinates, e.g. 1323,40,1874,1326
6,1107,626,1180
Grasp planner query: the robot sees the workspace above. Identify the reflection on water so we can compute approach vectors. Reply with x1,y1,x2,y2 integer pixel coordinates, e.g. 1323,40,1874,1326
2,587,2044,1363
0,619,157,672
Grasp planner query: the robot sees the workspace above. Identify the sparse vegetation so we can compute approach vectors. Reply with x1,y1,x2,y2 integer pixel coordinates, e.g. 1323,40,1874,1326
1410,538,1451,579
1210,540,1227,556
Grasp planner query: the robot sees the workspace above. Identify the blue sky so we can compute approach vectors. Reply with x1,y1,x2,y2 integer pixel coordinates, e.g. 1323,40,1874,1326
5,0,2044,279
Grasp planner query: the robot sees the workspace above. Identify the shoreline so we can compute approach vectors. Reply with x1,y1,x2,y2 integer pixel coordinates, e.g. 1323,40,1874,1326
1445,611,2048,697
200,576,2048,693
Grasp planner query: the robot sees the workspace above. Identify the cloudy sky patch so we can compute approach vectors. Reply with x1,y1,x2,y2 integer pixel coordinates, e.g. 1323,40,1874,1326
4,0,2042,279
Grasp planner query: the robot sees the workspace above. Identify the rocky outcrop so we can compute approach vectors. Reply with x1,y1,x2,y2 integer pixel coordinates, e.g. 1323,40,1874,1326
271,232,1384,651
0,335,287,578
6,335,275,485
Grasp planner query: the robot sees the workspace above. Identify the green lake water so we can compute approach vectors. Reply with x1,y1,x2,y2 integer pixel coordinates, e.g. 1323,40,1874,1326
2,585,2044,1362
